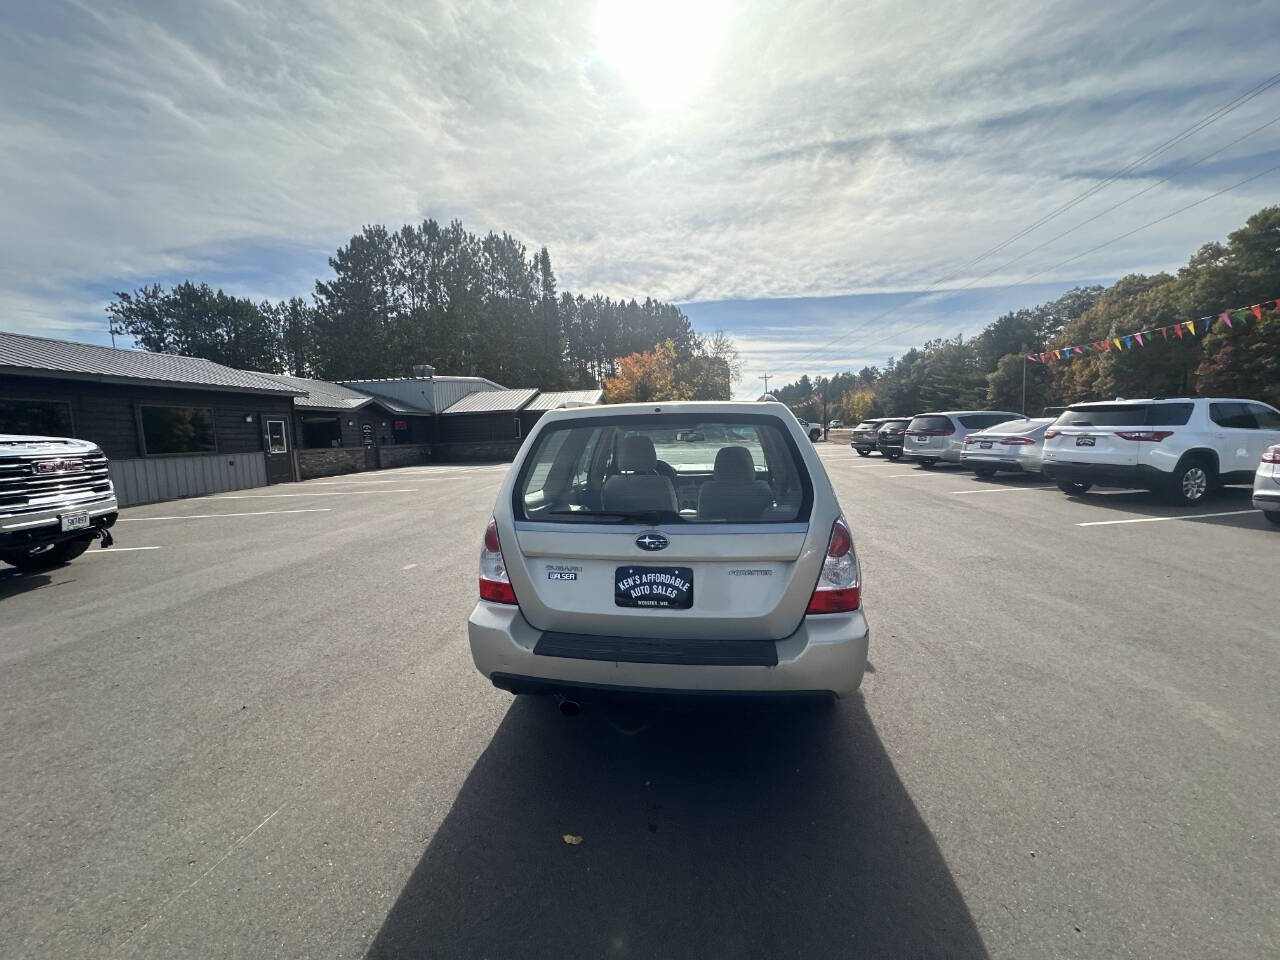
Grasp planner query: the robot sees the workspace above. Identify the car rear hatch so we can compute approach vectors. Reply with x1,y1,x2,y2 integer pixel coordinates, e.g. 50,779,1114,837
904,415,953,453
1045,403,1193,468
505,412,826,641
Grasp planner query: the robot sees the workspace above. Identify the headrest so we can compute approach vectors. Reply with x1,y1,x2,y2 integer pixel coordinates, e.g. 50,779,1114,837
713,445,756,481
618,434,658,472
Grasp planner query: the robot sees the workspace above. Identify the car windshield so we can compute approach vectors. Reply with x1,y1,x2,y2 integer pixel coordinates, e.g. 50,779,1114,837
908,415,952,431
515,414,812,524
855,421,881,430
1054,403,1194,427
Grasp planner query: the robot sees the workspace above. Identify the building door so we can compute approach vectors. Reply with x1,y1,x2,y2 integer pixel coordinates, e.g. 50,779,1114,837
263,417,293,483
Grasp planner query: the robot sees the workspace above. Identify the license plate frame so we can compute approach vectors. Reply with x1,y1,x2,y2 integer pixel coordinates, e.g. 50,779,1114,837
615,566,694,610
979,441,992,449
1076,436,1096,447
914,435,928,443
60,512,90,532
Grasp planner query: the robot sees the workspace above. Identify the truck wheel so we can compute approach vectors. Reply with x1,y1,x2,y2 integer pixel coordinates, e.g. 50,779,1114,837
855,448,871,457
1168,458,1213,506
5,535,93,573
1057,480,1092,496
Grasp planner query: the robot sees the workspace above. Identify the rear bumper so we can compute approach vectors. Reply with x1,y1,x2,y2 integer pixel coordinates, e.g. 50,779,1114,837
1253,489,1280,513
468,602,869,697
1041,461,1166,488
960,452,1040,473
901,443,959,463
0,494,119,550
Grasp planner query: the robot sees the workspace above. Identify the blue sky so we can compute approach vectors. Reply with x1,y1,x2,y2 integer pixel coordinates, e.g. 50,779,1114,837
2,0,1278,397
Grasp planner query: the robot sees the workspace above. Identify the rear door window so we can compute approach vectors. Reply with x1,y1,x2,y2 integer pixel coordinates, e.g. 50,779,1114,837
514,415,812,524
1056,403,1193,427
1210,403,1255,428
1246,403,1280,429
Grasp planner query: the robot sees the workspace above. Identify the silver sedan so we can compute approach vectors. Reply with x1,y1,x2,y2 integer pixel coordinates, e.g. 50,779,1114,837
1254,444,1280,525
960,417,1055,477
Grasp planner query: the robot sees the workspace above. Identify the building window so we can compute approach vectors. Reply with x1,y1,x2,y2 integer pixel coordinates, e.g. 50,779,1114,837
139,405,216,455
300,416,342,448
0,398,74,436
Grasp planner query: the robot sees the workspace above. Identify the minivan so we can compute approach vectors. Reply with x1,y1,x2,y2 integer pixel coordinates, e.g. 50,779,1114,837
467,401,869,705
901,410,1023,466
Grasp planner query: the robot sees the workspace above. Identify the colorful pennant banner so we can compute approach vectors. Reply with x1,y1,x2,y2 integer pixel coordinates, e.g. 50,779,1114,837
1026,298,1277,364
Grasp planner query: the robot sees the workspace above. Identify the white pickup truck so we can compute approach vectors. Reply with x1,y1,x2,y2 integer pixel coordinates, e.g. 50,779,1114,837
1,433,117,571
794,415,823,441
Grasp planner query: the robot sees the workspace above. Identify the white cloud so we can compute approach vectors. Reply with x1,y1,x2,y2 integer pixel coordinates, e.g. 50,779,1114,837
1,0,1277,364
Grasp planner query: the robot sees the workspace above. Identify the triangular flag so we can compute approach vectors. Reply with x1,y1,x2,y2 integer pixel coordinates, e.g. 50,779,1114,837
1186,320,1195,335
1251,304,1262,320
1174,323,1183,339
1135,332,1144,346
1160,327,1169,340
1123,335,1133,349
1113,338,1123,350
1220,311,1232,328
1234,309,1249,325
1039,353,1047,363
1202,316,1214,329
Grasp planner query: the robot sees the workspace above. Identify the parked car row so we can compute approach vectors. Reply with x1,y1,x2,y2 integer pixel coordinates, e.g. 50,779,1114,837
850,396,1280,522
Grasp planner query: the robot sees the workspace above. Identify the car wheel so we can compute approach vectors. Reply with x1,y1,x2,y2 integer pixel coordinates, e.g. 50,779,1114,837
1168,459,1213,506
1265,511,1280,526
809,429,822,442
887,452,901,461
855,448,871,457
973,466,998,478
919,459,937,468
5,534,93,572
1057,480,1092,496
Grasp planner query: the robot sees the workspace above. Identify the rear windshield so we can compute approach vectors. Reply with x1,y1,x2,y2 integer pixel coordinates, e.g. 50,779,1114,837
855,421,881,430
881,420,909,429
514,414,813,524
959,413,1018,429
908,415,952,431
1054,403,1193,427
979,418,1038,434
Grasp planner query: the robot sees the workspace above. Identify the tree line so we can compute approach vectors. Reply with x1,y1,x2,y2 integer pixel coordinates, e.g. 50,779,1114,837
106,218,736,394
773,206,1280,424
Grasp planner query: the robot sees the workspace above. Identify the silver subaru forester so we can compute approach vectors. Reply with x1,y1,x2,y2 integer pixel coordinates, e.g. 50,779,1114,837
467,401,869,705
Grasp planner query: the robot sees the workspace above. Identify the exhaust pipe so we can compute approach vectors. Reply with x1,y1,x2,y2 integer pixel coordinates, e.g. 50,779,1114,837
556,696,581,717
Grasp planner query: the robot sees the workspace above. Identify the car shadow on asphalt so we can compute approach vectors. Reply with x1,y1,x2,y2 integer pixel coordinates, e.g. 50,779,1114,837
0,568,58,599
1063,485,1265,527
365,695,989,960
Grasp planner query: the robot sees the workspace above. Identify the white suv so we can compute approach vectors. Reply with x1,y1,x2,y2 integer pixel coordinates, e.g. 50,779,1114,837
466,401,869,708
1042,398,1280,506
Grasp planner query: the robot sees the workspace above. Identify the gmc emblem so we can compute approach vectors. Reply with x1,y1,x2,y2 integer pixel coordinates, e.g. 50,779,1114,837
34,459,84,475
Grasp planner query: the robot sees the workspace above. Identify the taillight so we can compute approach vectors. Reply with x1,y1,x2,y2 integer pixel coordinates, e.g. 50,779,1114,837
1000,437,1036,445
1262,446,1280,464
478,518,517,604
806,518,861,614
1044,428,1060,439
962,435,976,445
1115,431,1173,442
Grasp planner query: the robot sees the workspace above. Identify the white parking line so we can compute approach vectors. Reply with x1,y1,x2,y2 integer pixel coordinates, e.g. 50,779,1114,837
885,473,949,479
85,546,162,552
119,508,332,521
194,489,416,500
402,563,418,570
1077,510,1256,527
950,487,1054,495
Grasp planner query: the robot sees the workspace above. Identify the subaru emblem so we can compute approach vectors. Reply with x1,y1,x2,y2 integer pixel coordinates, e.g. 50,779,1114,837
635,532,669,551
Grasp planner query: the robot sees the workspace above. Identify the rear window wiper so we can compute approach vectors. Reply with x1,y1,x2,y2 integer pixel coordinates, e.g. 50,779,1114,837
546,509,676,524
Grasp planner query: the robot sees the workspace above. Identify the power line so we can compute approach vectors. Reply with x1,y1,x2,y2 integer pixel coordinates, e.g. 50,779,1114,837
783,71,1280,372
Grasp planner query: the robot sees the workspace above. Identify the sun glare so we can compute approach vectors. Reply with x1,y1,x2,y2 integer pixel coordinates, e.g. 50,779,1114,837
597,0,728,107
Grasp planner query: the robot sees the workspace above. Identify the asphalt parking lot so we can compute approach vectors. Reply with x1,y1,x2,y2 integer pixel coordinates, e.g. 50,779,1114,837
2,453,1277,959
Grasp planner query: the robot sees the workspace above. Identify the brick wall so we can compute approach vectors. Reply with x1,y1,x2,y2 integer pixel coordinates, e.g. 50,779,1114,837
378,444,431,468
433,440,522,462
297,447,367,479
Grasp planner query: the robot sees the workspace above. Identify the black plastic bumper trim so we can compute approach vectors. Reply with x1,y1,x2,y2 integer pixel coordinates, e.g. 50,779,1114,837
491,672,834,701
533,631,779,666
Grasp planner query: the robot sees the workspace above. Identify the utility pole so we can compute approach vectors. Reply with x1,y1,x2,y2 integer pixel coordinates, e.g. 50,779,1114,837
1021,355,1027,416
760,374,772,396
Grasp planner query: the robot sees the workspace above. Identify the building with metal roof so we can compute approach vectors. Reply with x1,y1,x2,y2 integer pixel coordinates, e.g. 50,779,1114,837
523,389,604,412
440,388,538,415
339,375,501,414
0,330,300,395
